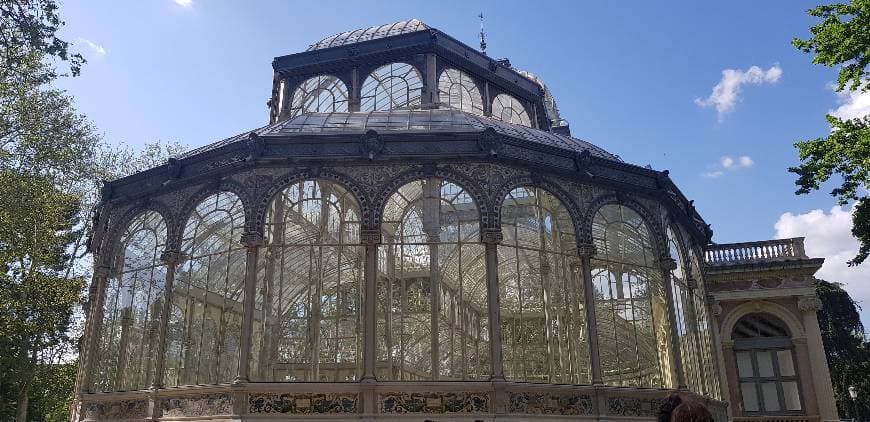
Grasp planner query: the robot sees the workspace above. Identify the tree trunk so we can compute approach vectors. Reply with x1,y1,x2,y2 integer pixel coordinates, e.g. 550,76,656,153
15,378,30,422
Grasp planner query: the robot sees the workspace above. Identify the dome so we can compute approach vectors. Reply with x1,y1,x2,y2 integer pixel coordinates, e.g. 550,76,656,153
307,19,429,51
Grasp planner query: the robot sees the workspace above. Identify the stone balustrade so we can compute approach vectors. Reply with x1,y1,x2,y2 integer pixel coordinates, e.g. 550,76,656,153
705,237,807,265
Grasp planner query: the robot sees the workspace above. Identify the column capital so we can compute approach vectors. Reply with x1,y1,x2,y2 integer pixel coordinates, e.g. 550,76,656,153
709,299,723,317
721,339,735,350
481,228,503,245
240,232,265,248
360,228,382,245
659,256,678,271
797,294,823,313
160,250,182,265
577,243,597,258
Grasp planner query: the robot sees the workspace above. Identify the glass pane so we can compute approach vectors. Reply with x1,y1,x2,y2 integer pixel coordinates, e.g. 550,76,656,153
736,352,754,377
761,382,781,411
741,382,759,411
777,350,795,376
756,350,774,377
782,381,802,410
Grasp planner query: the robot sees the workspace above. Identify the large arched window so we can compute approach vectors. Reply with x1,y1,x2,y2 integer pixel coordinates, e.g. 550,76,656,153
734,313,802,413
499,187,589,384
377,179,488,380
491,93,531,127
288,75,349,118
164,192,246,386
438,68,484,116
251,180,363,382
361,62,423,111
689,248,722,398
591,204,674,388
94,211,168,391
668,226,704,392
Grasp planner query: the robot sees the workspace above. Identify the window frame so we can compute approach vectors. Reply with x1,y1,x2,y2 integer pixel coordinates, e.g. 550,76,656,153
734,336,803,415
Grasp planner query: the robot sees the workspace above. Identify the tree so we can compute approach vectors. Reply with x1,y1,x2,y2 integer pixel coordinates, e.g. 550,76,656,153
816,280,870,419
0,0,86,79
790,0,870,265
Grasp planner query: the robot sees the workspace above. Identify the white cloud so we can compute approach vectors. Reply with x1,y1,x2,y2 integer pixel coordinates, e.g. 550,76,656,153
830,87,870,121
695,65,782,121
77,38,106,56
174,0,193,7
703,155,753,178
774,206,870,320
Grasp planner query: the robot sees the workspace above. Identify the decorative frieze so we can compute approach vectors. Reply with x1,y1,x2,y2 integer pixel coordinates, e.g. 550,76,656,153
82,399,147,420
249,393,358,414
797,294,823,312
161,394,232,417
379,391,489,413
508,392,593,415
606,396,664,417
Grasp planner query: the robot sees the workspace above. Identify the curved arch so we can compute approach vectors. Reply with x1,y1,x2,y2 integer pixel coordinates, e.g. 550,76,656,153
93,210,168,392
102,201,175,268
372,166,487,233
255,169,370,234
491,93,531,127
376,177,488,380
490,175,585,244
498,184,590,383
438,68,484,116
289,75,349,117
585,194,667,258
176,180,255,240
361,62,423,111
165,190,247,386
722,301,805,342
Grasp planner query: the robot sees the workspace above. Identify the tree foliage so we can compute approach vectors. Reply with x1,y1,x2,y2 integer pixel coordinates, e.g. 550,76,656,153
791,0,870,265
817,280,870,418
0,0,85,79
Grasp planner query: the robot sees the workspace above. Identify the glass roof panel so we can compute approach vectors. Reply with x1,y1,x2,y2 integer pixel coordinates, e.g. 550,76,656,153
307,19,429,51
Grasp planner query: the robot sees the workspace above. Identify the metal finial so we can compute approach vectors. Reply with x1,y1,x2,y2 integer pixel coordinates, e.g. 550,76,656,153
479,12,487,55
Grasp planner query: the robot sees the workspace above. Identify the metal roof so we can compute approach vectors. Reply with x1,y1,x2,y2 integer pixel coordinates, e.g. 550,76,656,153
307,19,429,51
180,109,617,160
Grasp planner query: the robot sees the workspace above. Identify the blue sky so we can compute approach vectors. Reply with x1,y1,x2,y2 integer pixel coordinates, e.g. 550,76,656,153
57,0,870,325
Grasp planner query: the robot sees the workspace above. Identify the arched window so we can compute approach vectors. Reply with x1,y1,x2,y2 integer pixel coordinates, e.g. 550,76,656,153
251,180,363,382
288,75,349,118
361,62,423,111
591,204,674,387
499,187,589,384
733,313,802,413
438,68,484,116
491,93,531,127
164,191,246,386
377,179,488,380
689,248,722,399
94,211,167,391
668,226,704,393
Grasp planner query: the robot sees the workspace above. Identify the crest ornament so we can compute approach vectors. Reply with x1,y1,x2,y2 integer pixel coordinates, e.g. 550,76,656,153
477,127,502,157
360,130,384,160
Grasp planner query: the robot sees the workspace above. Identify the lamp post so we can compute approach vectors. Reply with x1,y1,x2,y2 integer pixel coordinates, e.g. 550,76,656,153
849,386,858,422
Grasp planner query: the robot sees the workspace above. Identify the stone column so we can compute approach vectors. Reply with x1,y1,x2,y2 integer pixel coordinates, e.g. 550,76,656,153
578,243,602,385
349,68,361,112
482,228,504,380
708,299,731,407
720,339,743,416
423,53,437,107
151,250,180,389
235,232,264,383
798,295,838,421
660,257,687,390
80,264,113,393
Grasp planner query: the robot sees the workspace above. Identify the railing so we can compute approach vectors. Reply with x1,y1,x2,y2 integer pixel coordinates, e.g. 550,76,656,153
705,237,807,265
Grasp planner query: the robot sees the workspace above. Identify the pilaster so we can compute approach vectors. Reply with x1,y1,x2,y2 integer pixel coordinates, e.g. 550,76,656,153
798,294,838,421
482,228,504,380
577,243,602,385
660,256,687,390
236,232,264,384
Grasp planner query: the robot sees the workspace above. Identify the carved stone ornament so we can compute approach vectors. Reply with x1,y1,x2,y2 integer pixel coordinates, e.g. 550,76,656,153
161,394,232,417
509,392,593,415
249,393,358,414
710,299,723,316
607,397,664,417
797,295,823,312
360,129,384,160
477,127,503,157
360,228,382,245
573,149,593,173
166,157,183,180
83,399,148,420
379,391,489,413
